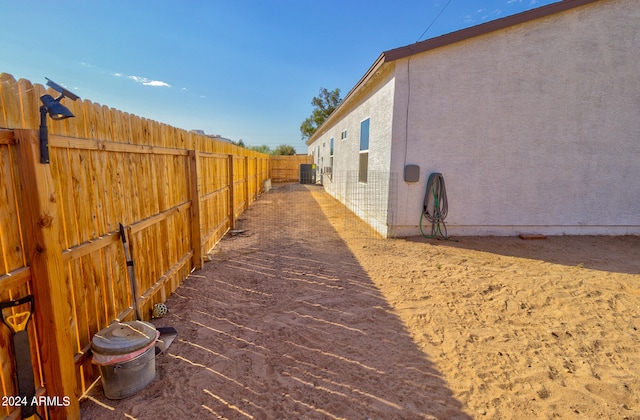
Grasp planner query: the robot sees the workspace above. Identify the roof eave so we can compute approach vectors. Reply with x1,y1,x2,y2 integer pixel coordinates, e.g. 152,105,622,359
306,53,386,146
306,0,601,147
383,0,600,62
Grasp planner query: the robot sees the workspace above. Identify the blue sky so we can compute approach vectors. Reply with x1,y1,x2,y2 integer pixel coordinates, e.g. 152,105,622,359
1,0,558,153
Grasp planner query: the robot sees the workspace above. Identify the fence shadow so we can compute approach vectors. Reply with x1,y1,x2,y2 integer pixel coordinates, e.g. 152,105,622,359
80,184,469,419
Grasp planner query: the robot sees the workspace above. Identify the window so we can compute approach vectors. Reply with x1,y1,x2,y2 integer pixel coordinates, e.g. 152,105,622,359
328,138,334,179
359,118,369,183
341,130,347,140
358,153,368,183
359,119,369,151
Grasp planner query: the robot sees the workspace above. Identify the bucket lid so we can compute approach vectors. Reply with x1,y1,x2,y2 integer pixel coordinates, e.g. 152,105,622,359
92,321,157,355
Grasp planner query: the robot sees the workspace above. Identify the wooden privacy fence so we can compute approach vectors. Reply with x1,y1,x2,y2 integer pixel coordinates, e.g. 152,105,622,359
0,73,282,419
269,154,313,182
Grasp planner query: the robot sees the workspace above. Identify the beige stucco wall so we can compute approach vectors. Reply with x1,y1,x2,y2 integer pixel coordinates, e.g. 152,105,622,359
389,0,640,236
308,66,396,236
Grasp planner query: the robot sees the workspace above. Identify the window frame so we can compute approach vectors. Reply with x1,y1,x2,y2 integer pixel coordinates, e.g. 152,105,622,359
358,118,370,183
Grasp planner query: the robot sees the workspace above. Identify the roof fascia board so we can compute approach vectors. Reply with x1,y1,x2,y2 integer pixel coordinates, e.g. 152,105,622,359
306,0,601,146
306,54,386,145
383,0,601,62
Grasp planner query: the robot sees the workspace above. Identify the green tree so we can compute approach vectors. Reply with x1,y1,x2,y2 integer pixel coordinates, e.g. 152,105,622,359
249,144,272,154
273,144,296,155
300,87,342,140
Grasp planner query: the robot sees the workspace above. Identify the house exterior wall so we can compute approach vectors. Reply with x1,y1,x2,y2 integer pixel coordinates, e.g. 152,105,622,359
308,67,397,236
389,0,640,236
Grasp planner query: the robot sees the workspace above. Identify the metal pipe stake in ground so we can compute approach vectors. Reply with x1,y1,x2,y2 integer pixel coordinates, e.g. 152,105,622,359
119,223,141,321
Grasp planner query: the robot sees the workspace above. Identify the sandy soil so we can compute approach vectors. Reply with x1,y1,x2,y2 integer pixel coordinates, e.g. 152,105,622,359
80,183,640,419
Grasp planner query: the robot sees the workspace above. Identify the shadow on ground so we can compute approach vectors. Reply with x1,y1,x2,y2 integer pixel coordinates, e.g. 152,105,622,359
80,184,469,419
405,234,640,275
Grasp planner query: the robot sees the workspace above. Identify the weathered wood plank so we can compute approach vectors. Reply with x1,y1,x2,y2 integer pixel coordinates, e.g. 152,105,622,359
188,151,203,269
17,79,39,130
14,129,79,418
69,147,92,244
114,151,133,226
0,144,25,273
61,232,119,263
128,201,191,235
0,267,31,294
137,250,193,307
113,233,130,317
0,74,20,128
0,129,15,145
51,146,78,249
49,135,189,156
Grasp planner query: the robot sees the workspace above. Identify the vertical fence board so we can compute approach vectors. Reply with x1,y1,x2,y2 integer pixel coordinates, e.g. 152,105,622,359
80,255,99,347
155,154,167,211
101,149,117,234
83,148,99,239
189,151,203,268
65,262,81,358
0,327,15,417
17,79,40,131
14,129,79,419
108,151,123,229
99,246,115,324
0,74,22,129
73,148,93,244
90,149,107,236
228,155,235,229
65,98,83,139
114,152,131,226
0,144,25,273
126,153,141,222
51,147,75,249
111,239,130,321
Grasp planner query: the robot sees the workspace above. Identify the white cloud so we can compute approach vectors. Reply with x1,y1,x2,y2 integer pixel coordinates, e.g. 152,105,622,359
79,63,169,87
463,14,475,24
143,80,171,87
126,75,171,87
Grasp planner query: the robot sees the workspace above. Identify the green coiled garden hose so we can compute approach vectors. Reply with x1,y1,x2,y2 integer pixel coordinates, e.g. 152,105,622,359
420,172,450,240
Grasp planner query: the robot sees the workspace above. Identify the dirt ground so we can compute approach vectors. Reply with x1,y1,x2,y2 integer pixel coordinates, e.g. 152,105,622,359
80,183,640,419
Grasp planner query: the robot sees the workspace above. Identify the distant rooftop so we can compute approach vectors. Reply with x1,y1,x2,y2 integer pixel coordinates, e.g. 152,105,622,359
190,129,233,143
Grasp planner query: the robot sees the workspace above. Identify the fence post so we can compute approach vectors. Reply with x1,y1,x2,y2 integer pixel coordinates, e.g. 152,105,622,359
14,129,80,419
188,150,203,269
255,157,259,197
244,156,249,209
228,155,235,229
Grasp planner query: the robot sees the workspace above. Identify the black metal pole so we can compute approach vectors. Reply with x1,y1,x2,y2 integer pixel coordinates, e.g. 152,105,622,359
39,106,49,164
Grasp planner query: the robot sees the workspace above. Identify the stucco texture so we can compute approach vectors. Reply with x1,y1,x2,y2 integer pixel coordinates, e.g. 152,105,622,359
390,0,639,236
311,0,639,237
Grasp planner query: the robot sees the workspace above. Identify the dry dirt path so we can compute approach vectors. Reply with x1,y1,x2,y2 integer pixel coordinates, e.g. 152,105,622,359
81,184,468,419
81,183,640,419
